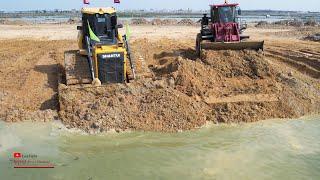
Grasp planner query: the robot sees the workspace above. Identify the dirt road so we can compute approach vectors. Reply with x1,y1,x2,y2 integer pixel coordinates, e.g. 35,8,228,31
0,24,319,132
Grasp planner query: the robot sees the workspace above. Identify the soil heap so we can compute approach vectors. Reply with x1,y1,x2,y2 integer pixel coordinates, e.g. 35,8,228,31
58,39,320,133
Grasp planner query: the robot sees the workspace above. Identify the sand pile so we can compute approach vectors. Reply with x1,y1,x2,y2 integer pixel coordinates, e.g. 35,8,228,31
58,39,320,133
131,18,149,25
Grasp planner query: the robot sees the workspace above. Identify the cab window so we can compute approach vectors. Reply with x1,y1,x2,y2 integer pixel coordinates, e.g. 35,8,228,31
219,6,235,23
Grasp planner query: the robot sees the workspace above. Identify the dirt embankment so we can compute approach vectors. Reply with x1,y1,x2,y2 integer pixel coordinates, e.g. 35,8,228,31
0,30,319,133
58,39,320,133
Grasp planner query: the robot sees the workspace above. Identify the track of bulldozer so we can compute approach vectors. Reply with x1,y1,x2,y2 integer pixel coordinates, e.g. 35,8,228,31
64,50,92,85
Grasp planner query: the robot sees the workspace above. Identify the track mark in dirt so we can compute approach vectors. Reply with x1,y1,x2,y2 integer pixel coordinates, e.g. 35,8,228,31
298,49,320,57
265,48,320,79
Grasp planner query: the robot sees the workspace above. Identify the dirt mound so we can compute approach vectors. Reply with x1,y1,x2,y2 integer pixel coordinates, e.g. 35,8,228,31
274,19,304,27
304,19,319,27
59,84,209,133
0,38,319,133
304,33,320,42
161,19,179,25
202,50,270,78
58,39,320,133
131,18,149,25
150,18,178,26
256,19,319,28
178,18,196,26
150,18,162,25
255,21,269,28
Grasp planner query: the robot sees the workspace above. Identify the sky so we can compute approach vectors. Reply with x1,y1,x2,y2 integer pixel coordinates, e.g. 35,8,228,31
1,0,319,12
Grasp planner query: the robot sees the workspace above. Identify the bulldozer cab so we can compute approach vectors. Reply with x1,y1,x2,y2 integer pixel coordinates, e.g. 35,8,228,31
80,8,121,48
210,4,238,23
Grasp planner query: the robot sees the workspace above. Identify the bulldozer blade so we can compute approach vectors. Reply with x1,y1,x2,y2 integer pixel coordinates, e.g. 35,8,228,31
201,41,264,51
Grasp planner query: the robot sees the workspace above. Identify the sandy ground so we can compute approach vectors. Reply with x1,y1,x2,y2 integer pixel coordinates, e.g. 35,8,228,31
0,24,319,132
0,24,200,40
0,24,304,41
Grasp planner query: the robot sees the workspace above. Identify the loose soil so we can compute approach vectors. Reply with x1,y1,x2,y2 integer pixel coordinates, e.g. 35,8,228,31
59,39,320,133
0,26,319,133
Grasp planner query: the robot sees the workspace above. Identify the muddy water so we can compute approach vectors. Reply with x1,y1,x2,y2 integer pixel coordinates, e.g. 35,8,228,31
0,116,319,180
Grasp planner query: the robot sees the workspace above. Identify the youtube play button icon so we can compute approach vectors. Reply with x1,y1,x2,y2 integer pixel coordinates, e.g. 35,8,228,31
13,152,22,158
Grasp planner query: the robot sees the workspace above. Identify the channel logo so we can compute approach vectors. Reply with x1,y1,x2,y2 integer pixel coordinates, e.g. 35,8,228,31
13,152,22,158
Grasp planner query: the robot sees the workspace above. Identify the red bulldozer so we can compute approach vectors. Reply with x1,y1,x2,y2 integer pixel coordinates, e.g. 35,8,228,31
196,1,264,57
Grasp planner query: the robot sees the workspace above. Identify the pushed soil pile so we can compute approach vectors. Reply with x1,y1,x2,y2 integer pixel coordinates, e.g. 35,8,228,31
59,84,208,132
58,39,320,133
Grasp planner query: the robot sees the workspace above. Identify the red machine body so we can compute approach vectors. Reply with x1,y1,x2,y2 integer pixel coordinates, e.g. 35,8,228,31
196,1,264,57
211,22,240,42
209,3,240,42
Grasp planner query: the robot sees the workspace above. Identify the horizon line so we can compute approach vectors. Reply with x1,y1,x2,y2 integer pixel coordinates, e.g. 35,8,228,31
1,9,319,13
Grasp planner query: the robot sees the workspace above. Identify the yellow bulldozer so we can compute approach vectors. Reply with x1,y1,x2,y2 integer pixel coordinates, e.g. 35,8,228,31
64,7,135,86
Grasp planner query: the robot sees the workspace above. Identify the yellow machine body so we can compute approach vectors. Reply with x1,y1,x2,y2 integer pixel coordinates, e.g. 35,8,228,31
64,7,134,86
